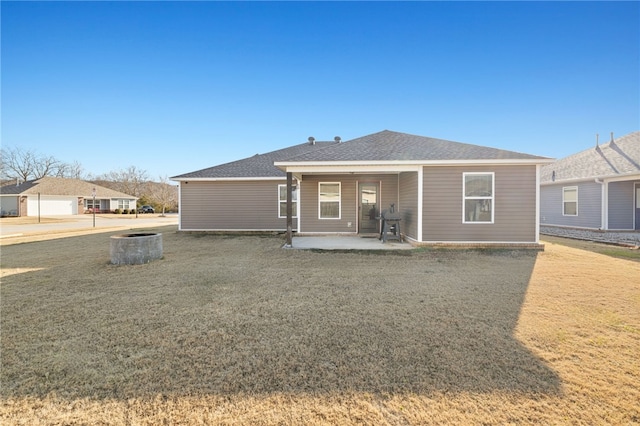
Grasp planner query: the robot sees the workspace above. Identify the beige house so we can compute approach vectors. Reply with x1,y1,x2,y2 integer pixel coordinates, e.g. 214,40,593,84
0,177,137,217
172,130,553,246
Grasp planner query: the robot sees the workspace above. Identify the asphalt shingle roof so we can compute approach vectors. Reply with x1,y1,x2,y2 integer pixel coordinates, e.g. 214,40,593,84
540,131,640,183
171,141,338,179
0,177,136,199
172,130,551,179
281,130,550,162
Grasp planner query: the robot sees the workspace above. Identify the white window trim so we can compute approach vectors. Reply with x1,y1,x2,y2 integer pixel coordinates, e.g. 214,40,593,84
318,181,341,220
277,184,298,219
563,186,578,216
462,172,495,224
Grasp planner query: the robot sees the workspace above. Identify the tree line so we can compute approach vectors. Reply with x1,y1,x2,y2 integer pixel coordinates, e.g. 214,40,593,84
0,146,178,214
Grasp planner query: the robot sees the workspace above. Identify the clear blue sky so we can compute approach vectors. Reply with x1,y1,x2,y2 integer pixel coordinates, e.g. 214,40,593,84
2,1,639,180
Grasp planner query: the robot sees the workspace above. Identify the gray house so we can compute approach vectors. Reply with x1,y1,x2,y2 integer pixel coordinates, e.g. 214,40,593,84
172,130,553,246
0,177,137,217
540,131,640,231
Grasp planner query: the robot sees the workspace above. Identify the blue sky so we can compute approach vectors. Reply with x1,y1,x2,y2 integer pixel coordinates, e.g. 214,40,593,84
2,1,639,180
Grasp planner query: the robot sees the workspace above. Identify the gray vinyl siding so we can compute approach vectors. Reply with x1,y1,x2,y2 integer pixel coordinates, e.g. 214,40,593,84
179,180,290,230
540,181,602,229
423,165,537,242
398,172,418,240
608,180,638,230
300,174,399,233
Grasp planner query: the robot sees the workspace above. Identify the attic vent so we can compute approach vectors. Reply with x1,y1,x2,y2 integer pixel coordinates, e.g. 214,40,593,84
334,136,341,143
308,136,315,145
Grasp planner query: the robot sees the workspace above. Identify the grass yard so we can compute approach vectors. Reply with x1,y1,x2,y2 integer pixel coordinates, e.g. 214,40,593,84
1,226,639,425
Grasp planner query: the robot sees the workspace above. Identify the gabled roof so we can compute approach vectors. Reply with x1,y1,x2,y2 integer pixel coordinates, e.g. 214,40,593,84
280,130,551,163
541,131,640,184
171,140,338,179
0,177,136,199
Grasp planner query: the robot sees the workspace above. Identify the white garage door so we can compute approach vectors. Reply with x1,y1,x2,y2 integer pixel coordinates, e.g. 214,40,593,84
27,196,77,216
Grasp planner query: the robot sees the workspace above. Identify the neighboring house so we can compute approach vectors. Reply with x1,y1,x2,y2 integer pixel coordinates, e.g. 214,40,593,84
540,131,640,231
173,130,553,246
0,177,138,217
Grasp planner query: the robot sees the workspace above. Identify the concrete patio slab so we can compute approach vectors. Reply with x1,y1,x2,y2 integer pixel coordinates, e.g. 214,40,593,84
288,236,413,250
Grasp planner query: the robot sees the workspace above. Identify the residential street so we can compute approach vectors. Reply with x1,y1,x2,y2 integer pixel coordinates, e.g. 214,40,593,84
0,214,178,243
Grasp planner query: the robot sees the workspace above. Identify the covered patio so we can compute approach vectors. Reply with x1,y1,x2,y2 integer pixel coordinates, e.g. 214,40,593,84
287,235,413,250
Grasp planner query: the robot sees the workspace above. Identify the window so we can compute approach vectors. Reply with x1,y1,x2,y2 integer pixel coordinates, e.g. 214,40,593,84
463,173,494,223
278,184,298,218
563,187,577,216
118,199,131,210
319,182,341,219
85,199,99,210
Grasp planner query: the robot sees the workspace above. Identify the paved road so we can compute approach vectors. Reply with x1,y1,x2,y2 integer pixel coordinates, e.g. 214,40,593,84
0,214,178,241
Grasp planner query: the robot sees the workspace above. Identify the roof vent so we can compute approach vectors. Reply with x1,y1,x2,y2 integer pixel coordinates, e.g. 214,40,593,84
334,136,341,143
610,132,615,144
595,133,599,148
308,136,315,145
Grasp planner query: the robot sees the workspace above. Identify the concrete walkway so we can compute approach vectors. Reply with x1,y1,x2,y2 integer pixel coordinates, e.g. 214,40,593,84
289,236,413,250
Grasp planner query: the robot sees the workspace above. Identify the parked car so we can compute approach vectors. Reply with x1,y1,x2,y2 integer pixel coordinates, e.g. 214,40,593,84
138,205,155,214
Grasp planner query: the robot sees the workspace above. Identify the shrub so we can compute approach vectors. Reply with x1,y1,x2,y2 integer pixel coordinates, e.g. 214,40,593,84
114,208,121,214
130,209,136,214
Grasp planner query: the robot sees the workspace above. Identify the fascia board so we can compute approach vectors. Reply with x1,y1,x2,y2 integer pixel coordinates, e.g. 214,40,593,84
277,164,421,174
171,177,286,182
275,159,553,173
541,172,640,186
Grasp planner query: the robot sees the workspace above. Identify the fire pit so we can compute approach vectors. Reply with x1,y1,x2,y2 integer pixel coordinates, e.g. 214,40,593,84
110,233,163,265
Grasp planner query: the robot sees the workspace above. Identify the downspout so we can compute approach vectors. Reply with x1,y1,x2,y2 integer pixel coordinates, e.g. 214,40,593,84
417,166,423,242
535,165,541,243
595,178,607,230
178,183,182,231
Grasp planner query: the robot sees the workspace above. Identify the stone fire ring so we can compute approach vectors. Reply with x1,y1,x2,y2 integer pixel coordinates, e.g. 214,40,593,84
110,233,163,265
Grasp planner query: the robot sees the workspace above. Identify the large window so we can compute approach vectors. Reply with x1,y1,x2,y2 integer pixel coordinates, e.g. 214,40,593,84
463,173,494,223
278,184,298,218
118,199,131,210
319,182,341,219
85,199,100,210
563,186,577,216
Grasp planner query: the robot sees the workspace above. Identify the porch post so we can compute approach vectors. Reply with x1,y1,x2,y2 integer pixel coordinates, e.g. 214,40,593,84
286,172,293,247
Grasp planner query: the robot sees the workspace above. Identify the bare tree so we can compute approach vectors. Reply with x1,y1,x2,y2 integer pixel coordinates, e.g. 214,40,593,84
103,166,149,200
56,161,86,179
0,146,38,181
33,154,64,179
0,146,76,181
148,175,178,215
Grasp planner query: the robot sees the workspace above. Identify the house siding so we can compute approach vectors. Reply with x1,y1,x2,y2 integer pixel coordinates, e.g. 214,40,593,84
300,174,399,233
398,172,418,240
608,180,638,230
179,180,290,230
540,181,602,229
422,165,537,242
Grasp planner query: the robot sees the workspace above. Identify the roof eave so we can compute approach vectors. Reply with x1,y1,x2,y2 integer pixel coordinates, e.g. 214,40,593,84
171,176,286,182
275,158,554,172
541,171,640,186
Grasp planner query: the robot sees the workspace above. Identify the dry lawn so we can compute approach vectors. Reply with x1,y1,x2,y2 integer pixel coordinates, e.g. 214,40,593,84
1,226,639,425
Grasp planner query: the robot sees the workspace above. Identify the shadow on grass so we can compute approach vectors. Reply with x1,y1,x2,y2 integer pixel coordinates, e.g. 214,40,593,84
1,230,560,400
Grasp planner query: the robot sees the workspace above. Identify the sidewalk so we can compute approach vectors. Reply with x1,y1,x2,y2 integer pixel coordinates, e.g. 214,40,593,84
0,214,178,244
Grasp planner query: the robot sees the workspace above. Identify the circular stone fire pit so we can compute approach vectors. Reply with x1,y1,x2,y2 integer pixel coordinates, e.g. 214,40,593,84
110,233,163,265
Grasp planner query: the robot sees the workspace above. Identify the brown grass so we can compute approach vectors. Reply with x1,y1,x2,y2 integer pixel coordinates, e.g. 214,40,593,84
1,227,639,425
